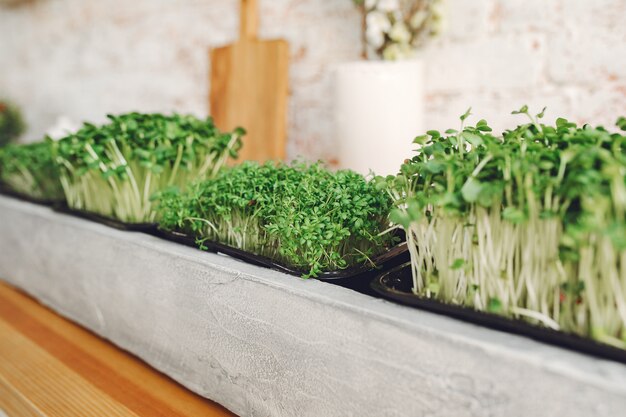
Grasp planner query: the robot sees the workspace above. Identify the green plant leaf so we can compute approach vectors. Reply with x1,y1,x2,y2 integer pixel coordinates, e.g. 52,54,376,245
461,178,483,202
450,258,465,270
461,131,484,147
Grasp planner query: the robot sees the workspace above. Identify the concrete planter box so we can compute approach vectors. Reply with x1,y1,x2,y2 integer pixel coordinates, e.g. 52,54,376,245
1,194,625,416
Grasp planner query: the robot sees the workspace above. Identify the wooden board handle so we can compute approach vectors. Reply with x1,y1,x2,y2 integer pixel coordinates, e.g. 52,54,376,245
240,0,258,39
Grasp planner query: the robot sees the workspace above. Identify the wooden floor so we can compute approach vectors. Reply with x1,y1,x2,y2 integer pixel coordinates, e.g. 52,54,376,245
0,281,236,417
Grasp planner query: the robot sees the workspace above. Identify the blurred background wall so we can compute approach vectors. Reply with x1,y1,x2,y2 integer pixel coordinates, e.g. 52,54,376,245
1,0,625,162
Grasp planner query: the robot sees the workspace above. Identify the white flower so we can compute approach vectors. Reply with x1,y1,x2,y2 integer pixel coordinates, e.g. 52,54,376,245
376,0,399,13
382,44,397,60
410,10,428,29
389,21,411,43
430,16,446,36
382,42,414,61
366,25,385,49
431,0,447,18
366,10,391,33
429,0,447,35
429,1,448,37
357,0,446,60
364,0,377,10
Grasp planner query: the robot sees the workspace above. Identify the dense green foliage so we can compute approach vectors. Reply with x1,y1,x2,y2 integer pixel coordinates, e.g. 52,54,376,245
376,107,626,348
159,161,395,277
0,140,63,201
0,100,26,146
52,112,243,223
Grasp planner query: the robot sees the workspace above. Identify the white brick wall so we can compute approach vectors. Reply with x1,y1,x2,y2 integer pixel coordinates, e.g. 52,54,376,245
1,0,625,162
421,0,626,135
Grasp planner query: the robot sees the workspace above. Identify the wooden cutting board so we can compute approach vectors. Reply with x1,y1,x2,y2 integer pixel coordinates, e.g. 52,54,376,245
209,0,289,163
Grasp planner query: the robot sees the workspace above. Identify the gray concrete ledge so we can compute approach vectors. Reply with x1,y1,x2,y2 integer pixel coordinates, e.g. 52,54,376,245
0,194,625,417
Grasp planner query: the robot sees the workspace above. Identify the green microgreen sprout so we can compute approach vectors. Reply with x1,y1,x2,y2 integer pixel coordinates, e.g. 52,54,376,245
158,161,396,277
51,112,243,223
376,108,626,349
0,140,64,201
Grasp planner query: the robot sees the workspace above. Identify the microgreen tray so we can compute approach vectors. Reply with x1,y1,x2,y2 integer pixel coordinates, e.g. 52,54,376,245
0,186,61,207
53,204,158,232
156,228,409,281
371,262,626,365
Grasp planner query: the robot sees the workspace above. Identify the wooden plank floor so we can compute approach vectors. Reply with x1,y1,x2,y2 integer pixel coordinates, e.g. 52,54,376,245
0,281,236,417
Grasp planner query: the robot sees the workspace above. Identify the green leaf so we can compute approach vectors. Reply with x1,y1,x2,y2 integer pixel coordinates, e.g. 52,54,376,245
424,160,446,174
461,178,483,202
427,130,441,139
487,297,502,312
406,202,422,222
512,105,528,115
502,207,526,223
476,183,500,207
461,131,484,147
536,106,547,119
460,107,472,122
475,119,491,131
389,209,411,229
538,160,554,170
450,258,465,270
556,117,576,129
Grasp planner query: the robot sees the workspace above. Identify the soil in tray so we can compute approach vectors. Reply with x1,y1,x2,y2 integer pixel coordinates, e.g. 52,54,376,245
371,262,626,365
53,204,158,233
156,228,409,284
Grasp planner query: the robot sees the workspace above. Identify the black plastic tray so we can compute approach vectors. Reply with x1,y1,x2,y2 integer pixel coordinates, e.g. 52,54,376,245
53,204,158,232
371,262,626,365
156,228,409,282
156,229,218,253
0,186,61,207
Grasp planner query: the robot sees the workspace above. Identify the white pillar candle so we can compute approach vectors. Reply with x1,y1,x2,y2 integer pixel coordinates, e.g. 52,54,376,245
334,60,423,176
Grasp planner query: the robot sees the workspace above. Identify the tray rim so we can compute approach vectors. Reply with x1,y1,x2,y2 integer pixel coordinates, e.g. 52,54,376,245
371,261,626,365
156,227,408,280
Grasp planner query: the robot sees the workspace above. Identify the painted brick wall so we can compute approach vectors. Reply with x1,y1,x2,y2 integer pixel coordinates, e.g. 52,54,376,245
1,0,625,161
